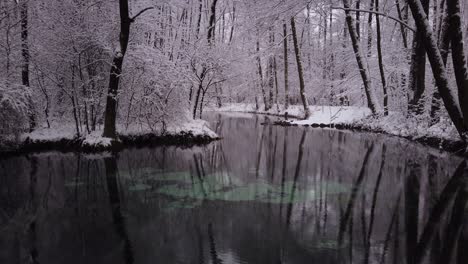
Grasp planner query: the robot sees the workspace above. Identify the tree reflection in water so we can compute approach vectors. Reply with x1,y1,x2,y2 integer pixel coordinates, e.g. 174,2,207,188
0,113,467,264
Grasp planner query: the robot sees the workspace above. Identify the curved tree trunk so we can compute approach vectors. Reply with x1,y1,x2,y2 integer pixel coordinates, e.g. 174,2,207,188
447,0,468,133
407,0,467,141
407,0,429,115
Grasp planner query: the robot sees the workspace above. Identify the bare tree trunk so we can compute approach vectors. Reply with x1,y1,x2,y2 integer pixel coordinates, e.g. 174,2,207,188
395,0,408,49
447,0,468,132
356,0,361,39
257,39,268,110
268,28,275,109
229,3,236,43
342,0,380,114
274,57,279,112
207,0,218,45
367,0,374,57
290,17,311,119
408,0,429,115
193,83,203,119
20,0,35,132
196,0,202,39
283,22,290,110
407,0,467,141
216,84,222,108
431,0,449,120
375,0,388,115
103,0,131,138
103,1,153,138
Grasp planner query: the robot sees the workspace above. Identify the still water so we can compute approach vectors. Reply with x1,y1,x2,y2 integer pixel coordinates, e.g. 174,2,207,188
0,113,467,264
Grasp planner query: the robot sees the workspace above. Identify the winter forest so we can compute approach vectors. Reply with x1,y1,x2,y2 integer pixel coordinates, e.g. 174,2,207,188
1,0,468,263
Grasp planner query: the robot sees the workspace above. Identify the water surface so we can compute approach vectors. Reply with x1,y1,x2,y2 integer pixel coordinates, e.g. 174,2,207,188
0,113,466,264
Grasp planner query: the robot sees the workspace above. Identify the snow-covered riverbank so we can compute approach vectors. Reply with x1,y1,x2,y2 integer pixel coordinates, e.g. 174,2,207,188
0,119,219,154
211,103,464,154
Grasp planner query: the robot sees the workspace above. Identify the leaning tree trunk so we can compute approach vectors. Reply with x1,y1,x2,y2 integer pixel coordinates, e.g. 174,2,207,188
290,17,311,119
375,0,388,115
283,22,290,110
407,0,429,115
447,0,468,133
103,0,152,138
431,4,450,120
342,0,380,115
19,0,35,132
407,0,467,141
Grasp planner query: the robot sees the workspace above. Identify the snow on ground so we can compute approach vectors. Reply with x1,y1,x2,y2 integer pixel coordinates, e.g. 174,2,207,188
211,103,461,142
352,113,459,141
18,118,218,148
212,103,371,124
212,103,305,118
22,125,76,142
82,131,113,148
118,119,218,139
291,106,371,125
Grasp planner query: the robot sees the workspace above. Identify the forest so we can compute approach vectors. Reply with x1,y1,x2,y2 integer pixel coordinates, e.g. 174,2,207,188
1,1,468,264
0,0,466,151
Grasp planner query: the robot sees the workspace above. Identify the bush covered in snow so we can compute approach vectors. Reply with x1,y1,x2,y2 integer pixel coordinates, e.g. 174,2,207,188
0,80,31,138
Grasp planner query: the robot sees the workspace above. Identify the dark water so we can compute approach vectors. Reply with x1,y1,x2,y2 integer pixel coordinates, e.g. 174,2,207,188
1,113,467,264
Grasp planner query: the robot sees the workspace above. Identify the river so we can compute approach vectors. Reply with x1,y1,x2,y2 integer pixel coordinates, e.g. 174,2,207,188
0,112,466,264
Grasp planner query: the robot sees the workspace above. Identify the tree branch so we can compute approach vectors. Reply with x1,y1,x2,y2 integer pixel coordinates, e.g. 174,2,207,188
130,7,154,22
332,6,416,33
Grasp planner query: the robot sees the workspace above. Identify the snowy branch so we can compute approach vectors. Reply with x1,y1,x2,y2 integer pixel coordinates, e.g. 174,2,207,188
332,6,416,33
130,7,154,22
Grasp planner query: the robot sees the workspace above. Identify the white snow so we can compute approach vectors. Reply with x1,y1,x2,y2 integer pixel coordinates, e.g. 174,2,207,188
211,103,372,125
291,106,371,125
211,103,307,118
352,113,460,141
22,125,76,142
82,131,113,148
118,119,218,139
210,103,461,143
18,118,218,148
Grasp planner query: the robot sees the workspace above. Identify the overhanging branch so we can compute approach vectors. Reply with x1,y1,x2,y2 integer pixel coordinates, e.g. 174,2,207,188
130,7,154,22
332,6,416,33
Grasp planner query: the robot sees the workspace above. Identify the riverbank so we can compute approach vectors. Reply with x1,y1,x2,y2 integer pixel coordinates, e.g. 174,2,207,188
0,119,219,155
211,103,466,155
